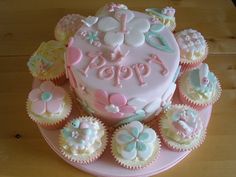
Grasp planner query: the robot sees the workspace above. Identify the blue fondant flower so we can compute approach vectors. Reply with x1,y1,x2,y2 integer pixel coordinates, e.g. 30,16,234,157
86,31,99,44
115,121,156,160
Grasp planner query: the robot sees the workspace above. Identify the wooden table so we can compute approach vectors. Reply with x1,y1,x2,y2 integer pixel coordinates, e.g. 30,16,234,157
0,0,235,177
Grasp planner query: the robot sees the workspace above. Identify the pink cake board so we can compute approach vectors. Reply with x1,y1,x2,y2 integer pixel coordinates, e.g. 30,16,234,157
34,80,212,177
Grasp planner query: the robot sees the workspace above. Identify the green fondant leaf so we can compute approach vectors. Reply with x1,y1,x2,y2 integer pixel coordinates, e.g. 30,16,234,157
145,31,173,52
150,24,165,33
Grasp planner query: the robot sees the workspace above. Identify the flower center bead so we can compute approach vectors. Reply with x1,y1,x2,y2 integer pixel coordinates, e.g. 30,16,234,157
105,104,120,113
41,92,53,102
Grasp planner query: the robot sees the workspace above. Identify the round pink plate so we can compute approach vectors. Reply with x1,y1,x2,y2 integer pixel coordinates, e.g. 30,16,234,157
35,80,212,177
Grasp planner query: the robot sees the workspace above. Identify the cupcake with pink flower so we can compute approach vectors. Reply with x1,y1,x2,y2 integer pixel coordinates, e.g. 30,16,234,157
26,81,72,129
178,63,221,110
159,104,206,151
59,116,107,164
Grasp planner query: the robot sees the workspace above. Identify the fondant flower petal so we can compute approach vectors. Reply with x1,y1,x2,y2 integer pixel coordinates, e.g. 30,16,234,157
108,112,123,118
139,128,157,143
46,100,62,114
124,141,136,152
66,46,82,66
40,81,55,92
144,98,161,114
127,18,150,33
125,30,145,47
116,129,134,145
137,144,153,160
162,83,176,102
52,87,65,101
119,105,135,114
94,102,105,112
127,98,146,110
136,141,147,151
109,93,127,107
128,121,143,136
121,147,137,160
114,9,134,23
130,127,139,138
95,89,109,105
31,100,46,115
104,31,124,47
97,17,120,32
28,88,42,102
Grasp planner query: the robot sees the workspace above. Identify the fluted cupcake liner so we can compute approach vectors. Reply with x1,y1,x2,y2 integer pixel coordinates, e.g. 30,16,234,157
158,104,207,151
178,74,222,110
33,71,67,86
111,123,161,170
59,116,108,164
179,46,209,73
26,93,72,130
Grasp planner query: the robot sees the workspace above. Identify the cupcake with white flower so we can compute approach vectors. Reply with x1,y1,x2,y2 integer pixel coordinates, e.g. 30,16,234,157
111,121,161,169
59,116,107,164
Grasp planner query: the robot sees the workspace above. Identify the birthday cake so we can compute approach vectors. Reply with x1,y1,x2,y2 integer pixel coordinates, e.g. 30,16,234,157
26,2,221,173
64,4,180,125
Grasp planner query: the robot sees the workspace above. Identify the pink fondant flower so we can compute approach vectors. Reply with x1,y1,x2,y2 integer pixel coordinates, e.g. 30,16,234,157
94,90,135,118
28,81,65,115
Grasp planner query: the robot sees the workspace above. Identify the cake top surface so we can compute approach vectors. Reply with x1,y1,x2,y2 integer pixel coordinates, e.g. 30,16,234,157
66,4,180,100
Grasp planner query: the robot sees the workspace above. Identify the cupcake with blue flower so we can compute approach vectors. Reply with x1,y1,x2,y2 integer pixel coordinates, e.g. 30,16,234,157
59,116,107,164
111,121,160,169
178,63,221,110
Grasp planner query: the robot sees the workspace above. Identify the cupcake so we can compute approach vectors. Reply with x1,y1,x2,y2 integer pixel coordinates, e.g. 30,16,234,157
55,14,84,44
27,40,66,85
159,104,206,151
59,117,107,164
175,29,208,72
111,121,161,169
146,7,176,32
26,81,72,129
178,63,221,110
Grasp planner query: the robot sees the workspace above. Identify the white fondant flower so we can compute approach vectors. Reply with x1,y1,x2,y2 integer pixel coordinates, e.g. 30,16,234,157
97,9,150,47
115,121,156,160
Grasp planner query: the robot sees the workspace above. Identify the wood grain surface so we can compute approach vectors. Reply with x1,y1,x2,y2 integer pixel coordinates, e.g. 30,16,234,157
0,0,235,177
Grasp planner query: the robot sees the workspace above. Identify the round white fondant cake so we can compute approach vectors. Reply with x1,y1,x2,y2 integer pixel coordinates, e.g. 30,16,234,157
65,4,180,125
